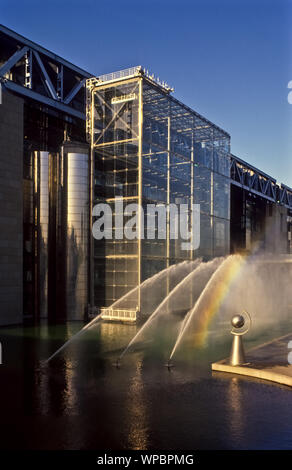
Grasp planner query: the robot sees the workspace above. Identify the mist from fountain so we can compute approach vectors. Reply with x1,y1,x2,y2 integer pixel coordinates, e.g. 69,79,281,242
45,314,102,363
208,255,292,339
118,257,223,361
112,259,200,316
46,251,292,365
168,255,244,360
168,254,292,362
46,260,198,362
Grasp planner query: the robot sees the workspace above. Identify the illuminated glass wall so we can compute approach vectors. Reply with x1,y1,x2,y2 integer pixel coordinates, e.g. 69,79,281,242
141,80,230,281
88,71,230,309
91,78,141,308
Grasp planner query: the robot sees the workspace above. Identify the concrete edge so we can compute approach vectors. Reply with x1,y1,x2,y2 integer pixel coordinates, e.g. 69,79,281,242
211,362,292,388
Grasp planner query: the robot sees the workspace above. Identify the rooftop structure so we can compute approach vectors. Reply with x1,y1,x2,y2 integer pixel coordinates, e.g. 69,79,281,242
0,24,92,119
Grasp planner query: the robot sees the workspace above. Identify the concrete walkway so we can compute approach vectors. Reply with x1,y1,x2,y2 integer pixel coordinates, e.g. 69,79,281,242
212,333,292,387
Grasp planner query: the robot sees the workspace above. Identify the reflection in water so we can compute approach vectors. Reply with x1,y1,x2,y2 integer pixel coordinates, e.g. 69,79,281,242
63,357,78,415
36,361,50,415
34,323,82,416
99,322,138,355
227,377,244,442
126,362,149,450
1,322,292,450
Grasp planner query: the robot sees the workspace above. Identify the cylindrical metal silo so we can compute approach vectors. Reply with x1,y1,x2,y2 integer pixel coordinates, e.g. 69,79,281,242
39,151,50,318
61,142,89,320
34,150,50,319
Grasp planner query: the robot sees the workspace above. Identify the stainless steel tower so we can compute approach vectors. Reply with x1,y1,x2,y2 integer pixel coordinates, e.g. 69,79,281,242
61,142,89,320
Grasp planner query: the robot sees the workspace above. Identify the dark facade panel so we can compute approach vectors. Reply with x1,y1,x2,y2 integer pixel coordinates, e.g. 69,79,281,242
0,88,23,324
230,185,291,255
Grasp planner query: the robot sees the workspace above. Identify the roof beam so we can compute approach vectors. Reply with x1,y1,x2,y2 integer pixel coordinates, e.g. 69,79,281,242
64,78,85,104
3,79,85,120
0,45,28,77
33,50,58,100
0,24,92,78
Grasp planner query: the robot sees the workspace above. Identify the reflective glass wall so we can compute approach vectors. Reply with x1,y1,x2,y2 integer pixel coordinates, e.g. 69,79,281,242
89,72,230,310
91,79,140,308
141,80,230,285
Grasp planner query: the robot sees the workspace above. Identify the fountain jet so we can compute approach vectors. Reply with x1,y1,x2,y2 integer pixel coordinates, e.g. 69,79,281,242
168,255,244,361
46,260,196,363
117,258,221,363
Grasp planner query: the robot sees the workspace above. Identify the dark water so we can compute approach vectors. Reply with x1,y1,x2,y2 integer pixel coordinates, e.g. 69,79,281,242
0,320,292,450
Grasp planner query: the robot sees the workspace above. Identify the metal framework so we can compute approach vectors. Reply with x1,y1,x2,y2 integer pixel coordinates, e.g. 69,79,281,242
86,66,230,142
0,24,92,119
231,154,292,210
87,67,231,310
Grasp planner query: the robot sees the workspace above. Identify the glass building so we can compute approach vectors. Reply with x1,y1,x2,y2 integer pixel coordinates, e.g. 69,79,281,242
87,67,231,310
1,27,291,326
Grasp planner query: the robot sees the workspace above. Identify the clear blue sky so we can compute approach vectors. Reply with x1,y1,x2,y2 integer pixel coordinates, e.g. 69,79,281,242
2,0,292,185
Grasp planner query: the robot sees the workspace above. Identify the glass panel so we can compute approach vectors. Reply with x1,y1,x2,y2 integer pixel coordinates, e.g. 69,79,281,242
91,75,231,307
213,173,230,220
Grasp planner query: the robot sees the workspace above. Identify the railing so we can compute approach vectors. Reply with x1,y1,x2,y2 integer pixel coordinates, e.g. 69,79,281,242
97,66,142,84
89,65,174,93
100,307,138,323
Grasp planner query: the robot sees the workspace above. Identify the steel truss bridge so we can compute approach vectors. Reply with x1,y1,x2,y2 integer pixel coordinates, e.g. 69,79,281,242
0,24,92,120
231,154,292,210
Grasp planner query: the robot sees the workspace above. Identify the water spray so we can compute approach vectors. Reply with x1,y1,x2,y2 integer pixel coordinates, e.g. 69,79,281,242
165,360,174,370
114,358,121,369
45,314,102,363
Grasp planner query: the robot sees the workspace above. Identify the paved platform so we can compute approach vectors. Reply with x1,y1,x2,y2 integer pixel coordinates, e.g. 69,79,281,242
212,333,292,387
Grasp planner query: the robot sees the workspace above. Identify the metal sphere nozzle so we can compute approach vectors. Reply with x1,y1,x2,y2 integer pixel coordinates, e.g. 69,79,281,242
231,314,245,329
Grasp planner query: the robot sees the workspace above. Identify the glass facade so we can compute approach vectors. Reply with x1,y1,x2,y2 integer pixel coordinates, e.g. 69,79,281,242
91,78,140,308
88,69,231,309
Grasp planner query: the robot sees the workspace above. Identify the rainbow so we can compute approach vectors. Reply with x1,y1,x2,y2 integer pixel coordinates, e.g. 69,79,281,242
191,254,248,347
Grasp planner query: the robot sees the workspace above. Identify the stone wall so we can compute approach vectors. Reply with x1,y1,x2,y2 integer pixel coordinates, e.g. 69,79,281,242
0,86,23,325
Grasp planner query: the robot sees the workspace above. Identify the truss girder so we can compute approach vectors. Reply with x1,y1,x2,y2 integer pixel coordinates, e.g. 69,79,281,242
0,24,92,119
33,50,58,100
64,79,86,104
231,155,292,209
